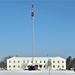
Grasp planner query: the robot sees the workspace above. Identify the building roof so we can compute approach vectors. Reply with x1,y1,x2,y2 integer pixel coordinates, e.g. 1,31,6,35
7,56,66,60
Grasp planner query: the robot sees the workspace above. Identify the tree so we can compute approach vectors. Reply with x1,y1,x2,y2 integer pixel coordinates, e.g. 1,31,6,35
0,56,13,69
0,61,4,69
71,58,75,69
66,56,72,70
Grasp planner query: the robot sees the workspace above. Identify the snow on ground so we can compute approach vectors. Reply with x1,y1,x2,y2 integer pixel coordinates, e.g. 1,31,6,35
0,70,75,75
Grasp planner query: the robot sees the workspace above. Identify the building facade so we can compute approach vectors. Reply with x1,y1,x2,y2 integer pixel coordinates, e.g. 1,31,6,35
7,56,66,70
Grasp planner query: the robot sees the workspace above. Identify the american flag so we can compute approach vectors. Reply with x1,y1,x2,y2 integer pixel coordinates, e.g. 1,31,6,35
31,4,34,17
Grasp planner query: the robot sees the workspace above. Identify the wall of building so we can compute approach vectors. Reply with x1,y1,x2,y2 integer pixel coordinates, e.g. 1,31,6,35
51,57,66,70
7,56,66,70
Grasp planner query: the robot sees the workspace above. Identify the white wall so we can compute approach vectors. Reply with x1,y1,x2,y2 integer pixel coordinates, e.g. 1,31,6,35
51,57,66,70
7,57,66,70
7,57,22,70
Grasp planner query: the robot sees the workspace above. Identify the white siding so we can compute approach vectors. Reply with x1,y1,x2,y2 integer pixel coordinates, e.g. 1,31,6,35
51,57,66,70
7,56,66,70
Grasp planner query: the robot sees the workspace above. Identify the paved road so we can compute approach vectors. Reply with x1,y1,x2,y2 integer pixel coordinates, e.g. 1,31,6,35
0,70,75,75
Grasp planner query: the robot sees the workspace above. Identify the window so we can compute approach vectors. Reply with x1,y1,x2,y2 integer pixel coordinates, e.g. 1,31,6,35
18,65,20,68
58,65,59,68
53,61,55,63
62,65,64,68
9,65,11,68
39,65,42,68
58,61,59,63
62,61,64,63
44,61,46,63
40,61,42,63
9,61,11,63
35,61,37,63
27,61,29,63
18,61,20,63
31,61,33,63
13,65,15,68
53,65,55,68
44,65,46,68
23,61,25,63
13,61,15,63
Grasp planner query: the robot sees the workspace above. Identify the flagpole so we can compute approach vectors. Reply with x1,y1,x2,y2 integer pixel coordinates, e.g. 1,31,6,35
31,1,34,65
32,16,34,65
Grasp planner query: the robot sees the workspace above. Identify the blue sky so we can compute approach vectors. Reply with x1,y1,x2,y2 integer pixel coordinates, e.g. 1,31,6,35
0,0,75,60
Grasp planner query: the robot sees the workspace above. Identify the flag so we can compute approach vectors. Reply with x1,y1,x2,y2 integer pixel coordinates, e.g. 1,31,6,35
31,4,34,17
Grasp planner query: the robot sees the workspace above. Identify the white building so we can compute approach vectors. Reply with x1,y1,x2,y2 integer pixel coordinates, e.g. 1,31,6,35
7,56,66,70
